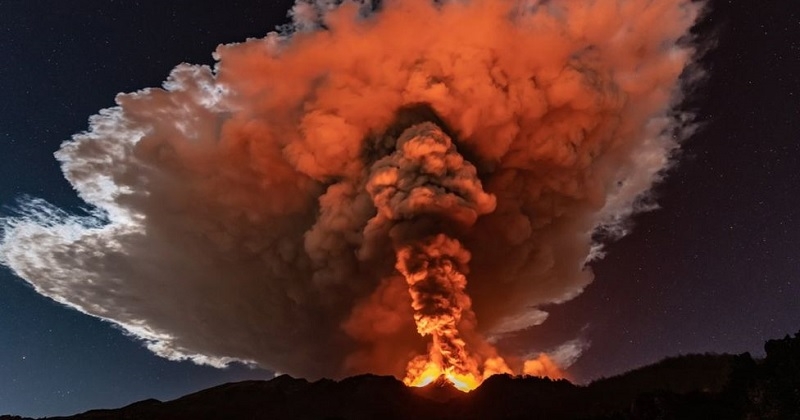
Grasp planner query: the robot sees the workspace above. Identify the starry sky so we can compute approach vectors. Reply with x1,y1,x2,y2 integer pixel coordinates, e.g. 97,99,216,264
1,0,798,417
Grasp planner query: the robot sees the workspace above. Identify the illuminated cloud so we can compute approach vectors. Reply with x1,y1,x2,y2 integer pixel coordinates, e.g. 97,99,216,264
1,0,704,380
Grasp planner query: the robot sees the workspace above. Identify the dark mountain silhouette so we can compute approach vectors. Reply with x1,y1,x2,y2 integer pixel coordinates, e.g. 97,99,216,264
3,331,798,419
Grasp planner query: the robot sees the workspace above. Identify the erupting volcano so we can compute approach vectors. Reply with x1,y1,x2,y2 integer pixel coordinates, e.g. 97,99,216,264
364,123,504,390
362,123,524,390
0,0,704,390
397,235,490,391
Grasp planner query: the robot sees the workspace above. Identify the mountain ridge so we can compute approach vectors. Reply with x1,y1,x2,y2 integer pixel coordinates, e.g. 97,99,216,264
3,331,798,419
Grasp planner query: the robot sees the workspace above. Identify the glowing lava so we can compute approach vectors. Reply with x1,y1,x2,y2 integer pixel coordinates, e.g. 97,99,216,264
404,360,481,392
396,235,494,392
363,123,565,391
396,236,566,391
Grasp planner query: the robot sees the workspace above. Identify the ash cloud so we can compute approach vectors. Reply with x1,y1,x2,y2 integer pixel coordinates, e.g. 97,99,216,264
1,0,704,379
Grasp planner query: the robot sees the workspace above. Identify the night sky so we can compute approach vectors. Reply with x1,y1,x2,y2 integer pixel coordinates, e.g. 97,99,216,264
1,0,798,417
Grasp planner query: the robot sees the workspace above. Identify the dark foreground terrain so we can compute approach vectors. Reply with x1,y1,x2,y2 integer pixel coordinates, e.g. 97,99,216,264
3,332,798,420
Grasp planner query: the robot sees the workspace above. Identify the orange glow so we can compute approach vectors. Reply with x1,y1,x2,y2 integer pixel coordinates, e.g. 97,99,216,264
395,236,569,391
397,235,510,392
403,359,482,392
523,353,566,380
405,352,567,391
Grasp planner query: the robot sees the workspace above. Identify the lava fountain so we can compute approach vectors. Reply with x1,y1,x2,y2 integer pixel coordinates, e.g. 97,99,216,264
365,123,519,391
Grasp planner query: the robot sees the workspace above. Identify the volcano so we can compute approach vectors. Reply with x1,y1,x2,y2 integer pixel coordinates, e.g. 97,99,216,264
4,332,799,420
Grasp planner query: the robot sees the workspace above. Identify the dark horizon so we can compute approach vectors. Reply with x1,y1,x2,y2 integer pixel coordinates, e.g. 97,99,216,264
5,330,800,419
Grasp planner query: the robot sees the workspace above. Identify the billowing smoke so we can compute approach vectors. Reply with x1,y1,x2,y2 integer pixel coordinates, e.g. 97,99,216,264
0,0,703,382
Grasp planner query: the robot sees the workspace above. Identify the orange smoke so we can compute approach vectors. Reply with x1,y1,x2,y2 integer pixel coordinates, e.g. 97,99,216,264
397,236,564,390
523,353,566,380
360,120,513,390
0,0,705,384
396,235,502,391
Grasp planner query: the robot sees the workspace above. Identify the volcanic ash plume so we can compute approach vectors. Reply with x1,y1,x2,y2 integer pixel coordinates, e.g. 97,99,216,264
363,123,505,388
397,236,486,390
0,0,703,387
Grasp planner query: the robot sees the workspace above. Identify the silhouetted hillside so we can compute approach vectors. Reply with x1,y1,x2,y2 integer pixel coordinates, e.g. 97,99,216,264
3,331,799,419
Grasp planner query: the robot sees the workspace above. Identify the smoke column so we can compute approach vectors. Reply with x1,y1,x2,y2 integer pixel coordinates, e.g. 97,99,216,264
363,123,505,388
0,0,703,385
